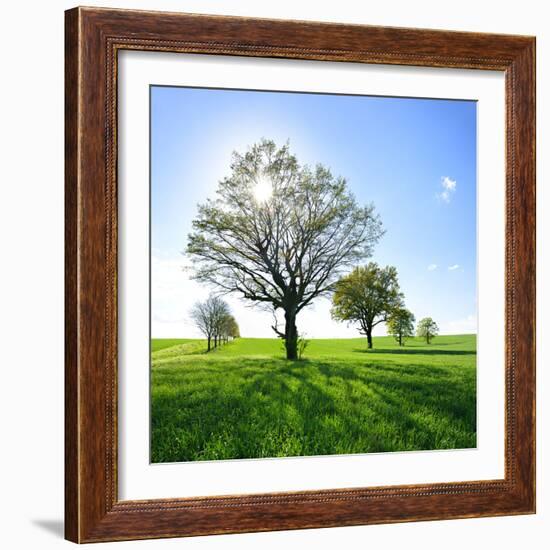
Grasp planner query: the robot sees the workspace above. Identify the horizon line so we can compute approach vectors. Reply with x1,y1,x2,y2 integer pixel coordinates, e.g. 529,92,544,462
151,333,477,340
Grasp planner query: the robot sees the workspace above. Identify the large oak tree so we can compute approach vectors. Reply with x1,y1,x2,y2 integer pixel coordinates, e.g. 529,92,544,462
187,140,383,359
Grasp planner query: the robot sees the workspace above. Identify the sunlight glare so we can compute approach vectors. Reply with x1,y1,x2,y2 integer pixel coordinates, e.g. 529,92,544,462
253,175,273,204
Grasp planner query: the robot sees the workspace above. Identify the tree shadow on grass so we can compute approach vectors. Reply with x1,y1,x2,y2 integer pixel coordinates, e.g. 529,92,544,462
312,360,476,428
151,356,476,462
353,348,476,356
316,359,452,380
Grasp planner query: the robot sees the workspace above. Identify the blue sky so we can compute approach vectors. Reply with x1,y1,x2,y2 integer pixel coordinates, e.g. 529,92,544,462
150,85,477,338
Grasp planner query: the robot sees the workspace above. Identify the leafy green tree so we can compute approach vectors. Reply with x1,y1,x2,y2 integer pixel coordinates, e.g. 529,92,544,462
331,263,404,349
230,316,240,339
387,308,415,346
222,314,240,342
416,317,439,344
187,139,383,359
218,313,231,344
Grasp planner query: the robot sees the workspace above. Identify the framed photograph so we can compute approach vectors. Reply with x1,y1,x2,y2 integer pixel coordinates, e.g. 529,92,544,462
65,7,536,543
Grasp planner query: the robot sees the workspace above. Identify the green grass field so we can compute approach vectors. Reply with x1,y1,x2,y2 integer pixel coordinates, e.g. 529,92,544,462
151,335,476,462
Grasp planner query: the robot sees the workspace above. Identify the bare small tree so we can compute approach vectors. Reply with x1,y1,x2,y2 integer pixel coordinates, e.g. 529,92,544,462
190,299,214,351
187,140,383,359
210,296,230,348
190,295,231,351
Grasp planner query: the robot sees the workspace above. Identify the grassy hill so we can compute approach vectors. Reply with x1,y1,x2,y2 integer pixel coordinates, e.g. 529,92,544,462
151,335,476,463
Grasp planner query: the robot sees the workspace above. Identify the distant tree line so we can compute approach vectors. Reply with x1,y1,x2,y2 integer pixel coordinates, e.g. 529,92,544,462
190,295,240,352
190,264,440,351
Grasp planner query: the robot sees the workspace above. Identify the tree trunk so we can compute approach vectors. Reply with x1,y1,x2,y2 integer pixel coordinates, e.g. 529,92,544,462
366,330,373,349
207,336,211,351
284,310,298,360
214,335,217,348
398,333,402,346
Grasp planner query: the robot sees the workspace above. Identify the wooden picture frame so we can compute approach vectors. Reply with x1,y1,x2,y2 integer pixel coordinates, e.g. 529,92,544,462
65,6,536,543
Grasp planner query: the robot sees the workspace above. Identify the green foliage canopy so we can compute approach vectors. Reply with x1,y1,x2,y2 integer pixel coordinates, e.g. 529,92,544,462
416,317,439,344
387,307,415,346
331,262,404,348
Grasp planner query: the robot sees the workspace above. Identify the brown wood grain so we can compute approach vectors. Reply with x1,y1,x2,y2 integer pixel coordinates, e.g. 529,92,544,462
64,7,79,543
64,6,536,543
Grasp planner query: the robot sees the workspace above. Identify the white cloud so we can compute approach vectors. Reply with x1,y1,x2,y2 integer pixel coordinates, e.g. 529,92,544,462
441,176,457,191
448,264,460,271
427,263,438,271
437,176,457,203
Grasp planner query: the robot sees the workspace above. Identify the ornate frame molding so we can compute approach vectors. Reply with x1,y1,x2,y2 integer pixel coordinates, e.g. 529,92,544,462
65,7,535,542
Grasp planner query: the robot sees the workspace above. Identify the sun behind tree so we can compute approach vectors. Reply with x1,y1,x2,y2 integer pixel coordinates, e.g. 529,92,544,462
186,139,384,359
